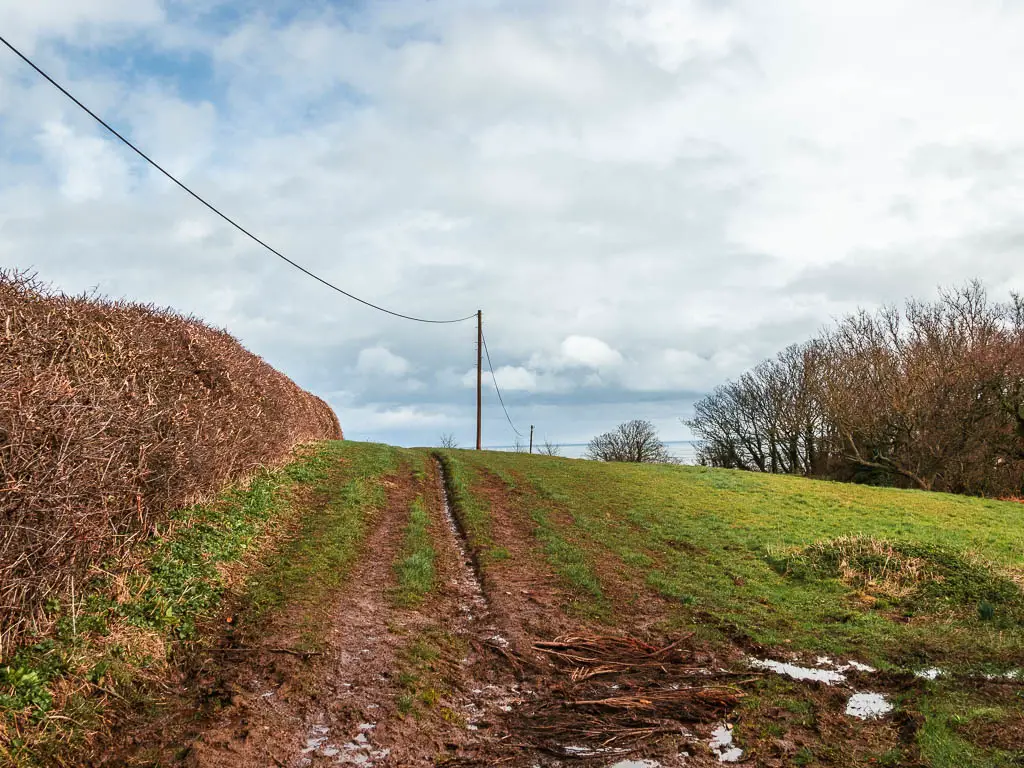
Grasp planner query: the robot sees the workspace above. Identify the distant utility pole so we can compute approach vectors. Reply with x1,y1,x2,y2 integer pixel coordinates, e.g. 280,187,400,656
529,425,534,454
476,310,482,451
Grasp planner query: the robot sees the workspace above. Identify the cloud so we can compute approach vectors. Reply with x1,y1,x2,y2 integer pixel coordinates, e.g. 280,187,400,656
356,346,411,377
559,335,623,369
529,336,625,372
0,0,163,49
36,121,132,201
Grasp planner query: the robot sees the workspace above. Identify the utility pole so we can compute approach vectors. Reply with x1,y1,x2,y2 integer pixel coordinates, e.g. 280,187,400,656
529,425,534,454
476,310,482,451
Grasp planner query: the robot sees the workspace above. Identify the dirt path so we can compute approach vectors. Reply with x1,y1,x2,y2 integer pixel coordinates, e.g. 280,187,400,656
117,453,737,768
181,466,420,767
157,456,530,767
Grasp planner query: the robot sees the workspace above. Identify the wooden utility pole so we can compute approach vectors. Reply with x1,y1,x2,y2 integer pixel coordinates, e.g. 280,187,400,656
529,425,534,454
476,310,482,450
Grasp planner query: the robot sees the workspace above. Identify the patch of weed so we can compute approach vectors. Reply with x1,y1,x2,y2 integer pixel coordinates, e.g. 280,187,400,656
123,470,284,639
769,535,1024,622
394,497,436,607
393,631,460,720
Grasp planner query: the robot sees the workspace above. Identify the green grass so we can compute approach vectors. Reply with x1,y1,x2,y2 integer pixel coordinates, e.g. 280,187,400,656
123,468,286,640
394,495,437,606
528,502,606,612
445,450,1024,667
392,631,462,720
441,449,1024,768
916,690,1023,768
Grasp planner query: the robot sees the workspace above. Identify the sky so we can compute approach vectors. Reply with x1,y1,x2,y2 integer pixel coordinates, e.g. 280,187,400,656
3,0,1024,448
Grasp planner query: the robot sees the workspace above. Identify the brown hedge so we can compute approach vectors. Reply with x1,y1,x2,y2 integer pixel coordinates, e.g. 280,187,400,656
0,270,341,655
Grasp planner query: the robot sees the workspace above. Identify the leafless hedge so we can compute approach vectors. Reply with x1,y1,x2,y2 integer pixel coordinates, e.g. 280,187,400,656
0,271,341,655
688,282,1024,497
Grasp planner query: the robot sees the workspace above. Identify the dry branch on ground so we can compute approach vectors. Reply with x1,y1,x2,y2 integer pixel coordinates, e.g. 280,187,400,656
515,633,746,759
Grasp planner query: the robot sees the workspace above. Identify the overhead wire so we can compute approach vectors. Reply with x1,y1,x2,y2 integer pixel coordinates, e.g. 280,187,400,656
0,34,476,325
481,329,523,438
2,34,533,440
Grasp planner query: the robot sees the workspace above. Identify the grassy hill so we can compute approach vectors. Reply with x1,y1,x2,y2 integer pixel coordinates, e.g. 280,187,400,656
446,449,1024,662
3,441,1022,767
442,448,1024,767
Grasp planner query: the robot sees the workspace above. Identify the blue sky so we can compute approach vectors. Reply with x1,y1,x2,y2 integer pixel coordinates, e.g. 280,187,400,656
3,0,1024,448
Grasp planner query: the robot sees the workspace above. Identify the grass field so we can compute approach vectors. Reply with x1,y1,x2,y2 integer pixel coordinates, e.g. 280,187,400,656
442,448,1024,767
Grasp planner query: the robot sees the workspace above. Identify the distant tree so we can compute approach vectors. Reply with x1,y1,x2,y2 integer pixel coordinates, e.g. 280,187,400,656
513,437,528,453
585,420,676,463
438,433,458,449
540,439,562,456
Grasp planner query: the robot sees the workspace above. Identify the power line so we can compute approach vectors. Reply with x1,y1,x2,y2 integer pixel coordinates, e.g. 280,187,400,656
481,330,523,438
0,34,476,325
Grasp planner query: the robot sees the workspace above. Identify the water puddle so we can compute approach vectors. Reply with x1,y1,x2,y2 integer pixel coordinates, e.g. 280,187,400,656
436,459,489,622
846,692,893,720
558,744,629,758
334,723,390,766
750,658,846,684
300,721,392,766
984,668,1021,681
915,668,941,680
607,760,660,768
709,722,743,762
751,656,898,722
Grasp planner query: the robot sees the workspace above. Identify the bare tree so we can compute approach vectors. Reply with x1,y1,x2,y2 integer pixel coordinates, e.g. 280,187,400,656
513,437,528,453
688,281,1024,497
540,439,562,456
586,420,676,463
687,343,827,475
438,433,458,449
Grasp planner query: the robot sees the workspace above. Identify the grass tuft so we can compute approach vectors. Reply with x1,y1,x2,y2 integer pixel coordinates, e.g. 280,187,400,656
394,496,437,606
768,535,1024,620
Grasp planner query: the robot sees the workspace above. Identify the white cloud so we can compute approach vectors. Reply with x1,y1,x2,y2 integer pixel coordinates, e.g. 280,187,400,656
0,0,163,49
36,121,131,202
356,346,411,377
559,336,623,369
462,364,537,391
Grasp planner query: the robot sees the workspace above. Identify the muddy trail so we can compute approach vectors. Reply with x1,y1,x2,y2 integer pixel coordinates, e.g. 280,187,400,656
114,455,744,767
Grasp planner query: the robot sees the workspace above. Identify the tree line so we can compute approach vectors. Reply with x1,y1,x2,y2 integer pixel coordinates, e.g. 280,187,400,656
688,282,1024,497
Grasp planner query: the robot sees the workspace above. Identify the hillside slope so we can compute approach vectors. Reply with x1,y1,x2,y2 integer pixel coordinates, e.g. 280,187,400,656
3,442,1021,767
444,449,1024,767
